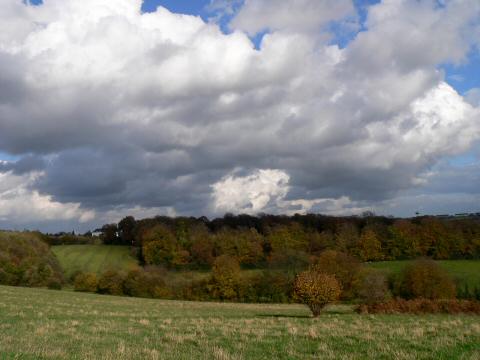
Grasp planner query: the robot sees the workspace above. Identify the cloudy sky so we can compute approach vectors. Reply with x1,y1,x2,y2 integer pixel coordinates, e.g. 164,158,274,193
1,0,480,232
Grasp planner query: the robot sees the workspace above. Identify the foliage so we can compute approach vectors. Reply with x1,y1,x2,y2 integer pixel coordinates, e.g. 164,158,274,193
141,225,186,268
312,250,361,300
97,214,480,271
394,259,456,299
0,231,64,288
294,269,341,316
123,268,170,299
97,270,126,296
357,228,383,261
356,269,390,304
357,298,480,314
74,272,98,292
208,255,242,301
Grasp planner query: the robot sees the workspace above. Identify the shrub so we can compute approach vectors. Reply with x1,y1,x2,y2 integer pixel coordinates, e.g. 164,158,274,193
312,250,361,300
208,255,242,301
97,270,125,295
294,269,341,317
247,271,294,303
123,268,169,299
357,299,480,314
74,272,98,292
357,269,390,304
0,231,64,288
47,279,63,290
141,225,177,267
394,259,456,299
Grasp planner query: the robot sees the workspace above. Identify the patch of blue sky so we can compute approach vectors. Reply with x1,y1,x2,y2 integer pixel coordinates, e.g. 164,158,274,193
142,0,210,18
442,50,480,95
0,152,19,163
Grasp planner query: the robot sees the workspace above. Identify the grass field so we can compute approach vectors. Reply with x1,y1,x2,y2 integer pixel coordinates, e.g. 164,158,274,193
0,286,479,360
369,260,480,288
51,245,139,278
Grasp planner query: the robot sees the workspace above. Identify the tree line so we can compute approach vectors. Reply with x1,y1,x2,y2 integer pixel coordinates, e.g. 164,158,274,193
96,213,480,270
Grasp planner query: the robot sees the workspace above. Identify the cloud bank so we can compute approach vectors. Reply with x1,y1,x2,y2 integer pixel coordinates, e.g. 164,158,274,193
0,0,479,230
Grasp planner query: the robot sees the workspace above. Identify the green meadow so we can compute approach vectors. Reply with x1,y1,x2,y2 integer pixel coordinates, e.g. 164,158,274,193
0,285,479,360
51,245,139,278
369,260,480,288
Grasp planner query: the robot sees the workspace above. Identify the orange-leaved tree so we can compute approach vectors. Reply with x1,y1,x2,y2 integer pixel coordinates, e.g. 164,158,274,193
294,269,341,317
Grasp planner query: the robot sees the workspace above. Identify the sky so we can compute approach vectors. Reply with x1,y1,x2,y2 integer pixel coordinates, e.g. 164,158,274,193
1,0,480,232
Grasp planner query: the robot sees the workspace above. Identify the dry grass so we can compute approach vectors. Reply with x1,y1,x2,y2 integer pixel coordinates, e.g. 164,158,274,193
0,285,479,359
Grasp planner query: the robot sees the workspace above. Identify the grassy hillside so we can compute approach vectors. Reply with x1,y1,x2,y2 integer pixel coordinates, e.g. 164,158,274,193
369,260,480,288
52,245,139,277
0,286,479,359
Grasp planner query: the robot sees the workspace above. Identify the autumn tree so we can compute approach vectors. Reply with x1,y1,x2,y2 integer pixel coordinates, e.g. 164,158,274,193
356,269,390,304
357,228,383,261
118,216,136,246
190,223,215,267
266,223,309,268
100,224,119,245
294,269,341,317
214,228,264,267
395,259,456,300
141,224,187,268
312,250,361,300
208,255,242,300
334,222,359,254
97,270,125,296
74,272,98,293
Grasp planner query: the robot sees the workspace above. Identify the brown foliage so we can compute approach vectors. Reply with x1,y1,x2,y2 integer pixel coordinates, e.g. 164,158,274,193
357,269,390,304
208,255,242,300
123,268,170,298
395,259,456,299
294,270,341,317
358,298,480,314
74,272,98,293
357,228,383,261
312,250,361,300
97,270,125,296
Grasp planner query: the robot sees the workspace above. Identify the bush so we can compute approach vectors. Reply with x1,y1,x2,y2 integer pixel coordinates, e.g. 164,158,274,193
74,272,98,292
357,269,390,304
357,298,480,314
294,269,341,317
246,271,294,303
394,259,456,299
312,250,361,300
97,270,125,295
47,279,63,290
0,231,64,288
123,268,169,299
208,255,242,301
141,225,179,268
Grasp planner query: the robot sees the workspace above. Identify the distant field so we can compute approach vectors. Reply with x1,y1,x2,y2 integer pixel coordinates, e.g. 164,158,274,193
369,260,480,288
52,245,139,277
0,285,479,359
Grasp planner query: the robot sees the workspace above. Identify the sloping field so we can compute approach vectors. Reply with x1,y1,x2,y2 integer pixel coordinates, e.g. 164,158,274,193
0,285,479,359
369,260,480,288
52,245,139,277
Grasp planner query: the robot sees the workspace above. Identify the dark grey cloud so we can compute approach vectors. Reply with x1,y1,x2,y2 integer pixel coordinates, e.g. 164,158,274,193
0,0,479,231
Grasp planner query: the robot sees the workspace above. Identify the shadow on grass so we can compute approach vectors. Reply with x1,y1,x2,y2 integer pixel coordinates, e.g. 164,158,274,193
257,314,312,319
